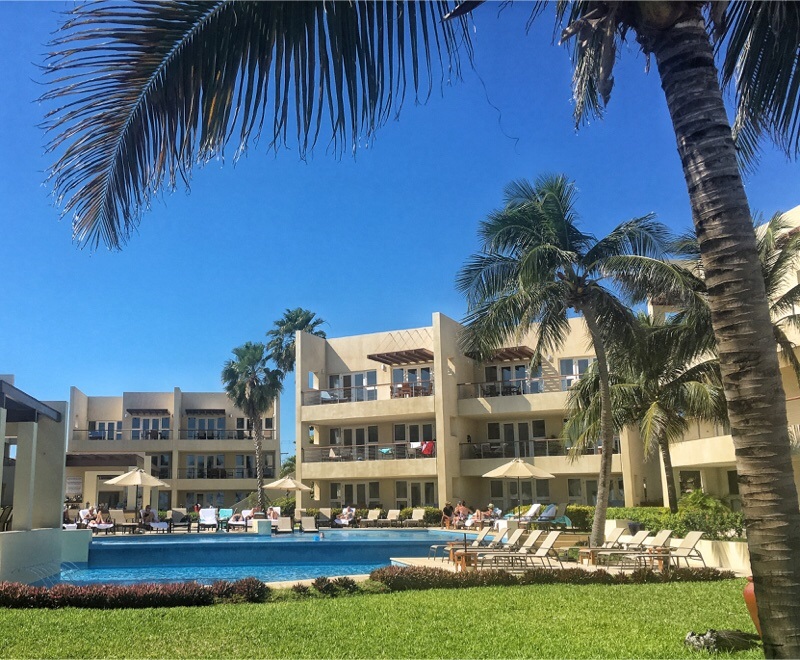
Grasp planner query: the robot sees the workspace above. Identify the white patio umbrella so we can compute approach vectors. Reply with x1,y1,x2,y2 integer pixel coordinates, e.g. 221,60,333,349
104,468,170,510
262,476,312,493
482,459,555,521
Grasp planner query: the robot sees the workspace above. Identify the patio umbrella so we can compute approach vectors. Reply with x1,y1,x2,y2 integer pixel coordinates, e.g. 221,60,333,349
104,468,170,510
482,459,555,521
262,476,312,492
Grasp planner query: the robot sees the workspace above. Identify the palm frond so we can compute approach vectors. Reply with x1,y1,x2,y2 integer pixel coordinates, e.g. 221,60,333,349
42,0,470,249
720,0,800,162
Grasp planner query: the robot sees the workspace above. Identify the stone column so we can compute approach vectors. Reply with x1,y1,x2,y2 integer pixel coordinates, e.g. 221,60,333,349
31,414,67,529
12,421,38,530
0,407,6,507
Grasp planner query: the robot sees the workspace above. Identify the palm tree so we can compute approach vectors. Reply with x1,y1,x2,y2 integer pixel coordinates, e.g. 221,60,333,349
672,211,800,387
457,174,674,548
564,314,727,513
267,308,327,373
221,342,283,512
41,2,800,651
280,455,296,479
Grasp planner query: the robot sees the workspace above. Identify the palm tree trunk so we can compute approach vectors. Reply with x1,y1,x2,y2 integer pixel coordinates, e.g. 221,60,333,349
650,9,800,656
253,419,265,512
658,435,678,514
582,307,615,549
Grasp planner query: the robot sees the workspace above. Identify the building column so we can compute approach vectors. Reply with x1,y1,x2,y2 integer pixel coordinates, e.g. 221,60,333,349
31,415,66,529
0,407,6,507
12,421,38,530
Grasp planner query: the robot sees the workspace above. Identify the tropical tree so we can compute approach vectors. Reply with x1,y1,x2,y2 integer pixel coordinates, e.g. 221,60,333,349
267,308,327,373
280,455,296,479
40,2,800,652
457,173,674,548
564,314,727,513
221,342,283,512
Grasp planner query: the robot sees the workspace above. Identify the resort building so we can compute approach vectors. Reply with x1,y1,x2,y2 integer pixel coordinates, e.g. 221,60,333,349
66,386,280,510
0,375,68,583
294,314,660,513
295,308,800,514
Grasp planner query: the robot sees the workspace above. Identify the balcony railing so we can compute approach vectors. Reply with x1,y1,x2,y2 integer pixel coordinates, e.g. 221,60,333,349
460,437,620,459
302,441,436,463
302,381,434,406
457,378,545,399
175,467,275,479
73,429,275,442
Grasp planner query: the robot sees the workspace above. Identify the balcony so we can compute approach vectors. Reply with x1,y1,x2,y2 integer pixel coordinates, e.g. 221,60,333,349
302,382,434,406
458,377,543,399
302,441,436,464
175,467,275,480
460,437,620,460
73,429,276,442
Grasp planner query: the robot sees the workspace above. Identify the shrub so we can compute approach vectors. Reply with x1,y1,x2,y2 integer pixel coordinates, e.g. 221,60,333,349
398,506,442,526
311,576,339,597
564,505,593,530
291,583,310,596
599,506,745,541
332,576,359,594
357,579,391,595
231,577,271,602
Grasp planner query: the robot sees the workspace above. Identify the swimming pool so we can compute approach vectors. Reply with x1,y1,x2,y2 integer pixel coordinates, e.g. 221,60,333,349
58,529,465,586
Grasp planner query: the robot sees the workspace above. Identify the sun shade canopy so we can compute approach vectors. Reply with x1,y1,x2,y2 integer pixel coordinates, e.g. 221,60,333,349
0,379,62,423
126,408,170,416
367,348,434,365
467,346,535,362
185,409,226,415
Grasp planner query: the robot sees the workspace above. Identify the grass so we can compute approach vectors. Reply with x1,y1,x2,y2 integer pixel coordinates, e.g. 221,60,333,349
0,580,759,658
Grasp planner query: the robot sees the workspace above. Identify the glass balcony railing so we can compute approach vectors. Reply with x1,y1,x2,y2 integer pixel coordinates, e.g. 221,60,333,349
175,467,275,480
460,437,620,459
302,381,435,406
457,378,544,399
73,429,276,442
302,440,436,463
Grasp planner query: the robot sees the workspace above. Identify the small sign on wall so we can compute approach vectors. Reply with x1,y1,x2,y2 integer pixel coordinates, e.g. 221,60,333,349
65,476,82,496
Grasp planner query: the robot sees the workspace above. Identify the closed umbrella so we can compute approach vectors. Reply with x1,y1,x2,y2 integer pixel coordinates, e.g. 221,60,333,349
104,468,170,511
482,459,555,521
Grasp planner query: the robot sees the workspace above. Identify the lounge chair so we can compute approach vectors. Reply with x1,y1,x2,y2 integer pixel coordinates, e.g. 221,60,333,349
197,507,219,532
300,516,318,533
453,528,509,567
596,529,651,565
428,526,492,561
88,518,116,534
140,508,169,533
227,509,253,532
317,508,333,528
477,530,545,568
218,508,234,530
629,531,705,569
521,530,563,569
577,526,626,564
275,517,294,533
402,508,426,527
532,503,557,526
360,509,382,527
170,508,192,533
377,509,400,527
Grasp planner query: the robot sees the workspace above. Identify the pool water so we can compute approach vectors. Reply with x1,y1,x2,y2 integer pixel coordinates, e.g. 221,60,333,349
58,529,465,586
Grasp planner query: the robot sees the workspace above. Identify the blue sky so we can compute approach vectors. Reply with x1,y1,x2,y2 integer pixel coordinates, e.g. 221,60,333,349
2,2,798,461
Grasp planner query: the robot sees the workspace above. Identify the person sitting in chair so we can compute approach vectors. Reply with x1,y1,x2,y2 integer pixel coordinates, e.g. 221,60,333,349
441,501,454,529
265,507,278,521
141,505,156,525
95,508,113,524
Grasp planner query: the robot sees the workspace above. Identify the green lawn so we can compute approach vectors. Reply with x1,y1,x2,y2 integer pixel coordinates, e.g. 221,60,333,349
0,580,759,659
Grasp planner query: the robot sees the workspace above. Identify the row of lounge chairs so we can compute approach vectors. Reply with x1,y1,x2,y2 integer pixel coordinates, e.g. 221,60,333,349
430,526,706,572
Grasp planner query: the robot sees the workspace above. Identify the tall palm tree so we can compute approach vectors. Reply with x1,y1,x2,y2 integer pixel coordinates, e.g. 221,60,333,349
221,342,283,512
267,308,327,373
40,2,800,651
564,314,727,513
457,174,674,548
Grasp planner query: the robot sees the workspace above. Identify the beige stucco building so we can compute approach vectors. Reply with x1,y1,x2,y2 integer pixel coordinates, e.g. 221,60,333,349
66,386,280,511
295,307,800,514
295,313,661,513
0,375,68,583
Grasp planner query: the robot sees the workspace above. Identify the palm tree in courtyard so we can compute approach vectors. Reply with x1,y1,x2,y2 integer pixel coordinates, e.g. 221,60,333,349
41,2,800,652
564,314,727,514
457,174,674,548
267,308,327,373
222,342,283,512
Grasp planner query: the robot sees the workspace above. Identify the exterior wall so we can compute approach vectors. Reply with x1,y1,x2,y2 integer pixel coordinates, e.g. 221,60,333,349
295,313,627,513
67,386,280,510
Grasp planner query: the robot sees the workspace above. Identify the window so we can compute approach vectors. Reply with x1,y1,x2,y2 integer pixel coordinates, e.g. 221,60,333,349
151,454,170,479
490,480,504,499
188,416,225,439
329,370,378,401
392,366,434,397
727,470,740,496
130,416,170,440
679,470,702,494
568,478,582,499
485,363,541,393
395,481,408,509
186,454,225,479
535,480,550,500
560,358,594,390
234,454,255,478
88,420,122,440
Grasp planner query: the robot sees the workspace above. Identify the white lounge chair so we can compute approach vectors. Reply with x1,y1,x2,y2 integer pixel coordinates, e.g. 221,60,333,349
275,517,294,533
477,529,545,568
428,526,492,561
197,507,218,532
360,509,381,527
227,509,253,532
521,530,563,569
402,508,426,527
300,516,318,533
377,509,400,527
629,531,705,569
